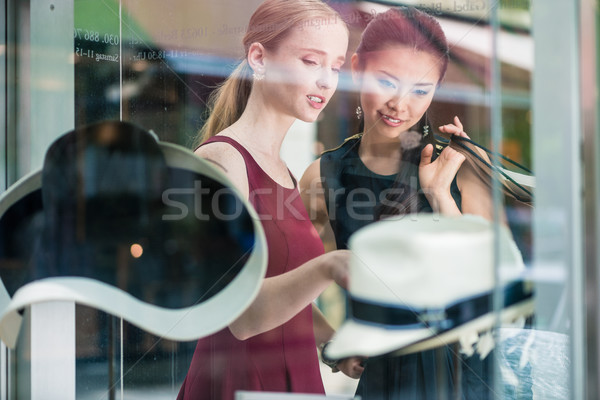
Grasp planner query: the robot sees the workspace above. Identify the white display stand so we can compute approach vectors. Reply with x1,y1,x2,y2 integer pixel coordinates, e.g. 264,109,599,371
30,302,75,400
23,0,75,399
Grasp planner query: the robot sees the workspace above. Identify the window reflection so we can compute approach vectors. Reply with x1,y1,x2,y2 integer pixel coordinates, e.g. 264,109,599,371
1,0,585,398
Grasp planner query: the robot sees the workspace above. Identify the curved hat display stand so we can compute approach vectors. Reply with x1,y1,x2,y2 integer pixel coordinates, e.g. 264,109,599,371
0,121,267,348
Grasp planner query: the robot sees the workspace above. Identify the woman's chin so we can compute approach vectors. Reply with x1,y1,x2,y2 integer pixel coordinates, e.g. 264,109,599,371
296,113,321,124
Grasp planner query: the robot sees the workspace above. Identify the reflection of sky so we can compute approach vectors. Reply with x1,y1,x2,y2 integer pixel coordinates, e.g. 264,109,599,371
164,52,357,91
165,53,241,78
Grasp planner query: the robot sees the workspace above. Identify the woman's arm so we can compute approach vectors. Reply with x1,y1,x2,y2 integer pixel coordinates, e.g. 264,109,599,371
195,143,350,340
438,117,497,222
456,162,495,221
229,251,349,340
312,304,365,379
299,159,336,245
312,303,335,346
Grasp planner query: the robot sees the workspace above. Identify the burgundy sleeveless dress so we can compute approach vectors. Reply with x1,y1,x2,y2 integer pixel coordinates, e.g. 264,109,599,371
177,136,326,399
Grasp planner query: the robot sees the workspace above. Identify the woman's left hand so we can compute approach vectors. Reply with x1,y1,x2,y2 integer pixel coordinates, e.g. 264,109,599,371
439,116,491,165
438,115,469,140
336,356,367,379
419,116,466,214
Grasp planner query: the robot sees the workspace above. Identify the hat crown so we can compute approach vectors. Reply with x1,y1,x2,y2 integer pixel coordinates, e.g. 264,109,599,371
1,121,258,308
42,121,168,242
326,215,532,360
348,215,523,308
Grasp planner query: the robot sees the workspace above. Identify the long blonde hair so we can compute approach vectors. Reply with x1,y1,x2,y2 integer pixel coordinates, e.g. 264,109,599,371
195,0,346,147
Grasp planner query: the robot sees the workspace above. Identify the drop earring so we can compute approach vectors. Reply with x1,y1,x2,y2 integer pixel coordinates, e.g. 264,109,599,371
355,105,363,120
423,114,430,137
253,70,265,81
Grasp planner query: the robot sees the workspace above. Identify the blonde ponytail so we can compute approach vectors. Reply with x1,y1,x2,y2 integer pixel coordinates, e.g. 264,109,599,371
195,61,253,147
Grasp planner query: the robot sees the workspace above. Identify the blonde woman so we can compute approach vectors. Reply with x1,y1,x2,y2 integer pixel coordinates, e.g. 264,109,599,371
177,1,363,398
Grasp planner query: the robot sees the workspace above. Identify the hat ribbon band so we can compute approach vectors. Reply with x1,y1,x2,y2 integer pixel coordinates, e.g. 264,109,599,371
349,281,533,331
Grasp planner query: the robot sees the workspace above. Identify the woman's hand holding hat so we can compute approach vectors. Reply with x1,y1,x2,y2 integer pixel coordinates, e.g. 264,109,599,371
323,250,351,289
337,356,367,379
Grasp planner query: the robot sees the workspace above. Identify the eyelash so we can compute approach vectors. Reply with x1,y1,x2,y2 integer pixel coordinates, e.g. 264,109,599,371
378,79,396,89
378,79,430,96
303,59,341,73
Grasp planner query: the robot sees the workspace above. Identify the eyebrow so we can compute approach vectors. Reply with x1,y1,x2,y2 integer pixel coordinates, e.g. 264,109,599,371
379,70,434,86
299,48,346,62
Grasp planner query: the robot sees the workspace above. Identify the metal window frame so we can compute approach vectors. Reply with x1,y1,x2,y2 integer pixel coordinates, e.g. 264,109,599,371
531,1,596,399
3,0,76,399
1,0,5,193
580,0,600,398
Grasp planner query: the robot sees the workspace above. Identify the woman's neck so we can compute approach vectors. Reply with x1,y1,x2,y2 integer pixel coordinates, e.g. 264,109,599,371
358,129,403,175
225,92,295,159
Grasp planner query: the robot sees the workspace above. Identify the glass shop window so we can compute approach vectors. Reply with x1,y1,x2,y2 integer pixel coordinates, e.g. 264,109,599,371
0,0,584,399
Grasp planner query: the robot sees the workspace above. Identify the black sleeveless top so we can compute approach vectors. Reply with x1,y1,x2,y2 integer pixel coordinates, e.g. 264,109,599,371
320,134,461,250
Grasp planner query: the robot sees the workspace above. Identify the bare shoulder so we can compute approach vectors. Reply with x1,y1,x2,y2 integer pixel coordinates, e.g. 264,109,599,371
195,141,242,172
299,158,323,192
299,158,330,233
195,140,249,197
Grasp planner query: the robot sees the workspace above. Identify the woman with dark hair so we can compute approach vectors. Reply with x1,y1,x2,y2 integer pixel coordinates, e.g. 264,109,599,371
177,1,364,399
300,6,495,399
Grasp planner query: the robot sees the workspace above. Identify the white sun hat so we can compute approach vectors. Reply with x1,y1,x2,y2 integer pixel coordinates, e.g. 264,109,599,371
325,214,534,360
0,120,267,348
